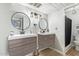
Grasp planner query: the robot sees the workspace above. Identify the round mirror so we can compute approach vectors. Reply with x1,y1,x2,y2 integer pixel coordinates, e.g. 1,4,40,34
39,18,48,30
11,12,31,30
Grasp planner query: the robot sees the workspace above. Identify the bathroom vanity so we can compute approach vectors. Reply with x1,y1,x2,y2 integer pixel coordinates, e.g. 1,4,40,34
8,34,37,56
8,33,55,56
38,33,55,50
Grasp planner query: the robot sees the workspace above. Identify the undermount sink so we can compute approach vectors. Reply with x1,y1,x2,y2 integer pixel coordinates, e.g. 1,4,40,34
8,34,37,40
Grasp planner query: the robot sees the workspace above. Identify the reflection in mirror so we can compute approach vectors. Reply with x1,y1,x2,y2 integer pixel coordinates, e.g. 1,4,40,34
39,18,48,33
11,12,31,34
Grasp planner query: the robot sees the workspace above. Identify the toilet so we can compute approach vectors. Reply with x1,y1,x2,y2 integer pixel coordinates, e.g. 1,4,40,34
74,35,79,51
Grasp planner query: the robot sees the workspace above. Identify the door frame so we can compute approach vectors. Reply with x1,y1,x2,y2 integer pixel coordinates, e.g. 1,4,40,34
64,16,73,52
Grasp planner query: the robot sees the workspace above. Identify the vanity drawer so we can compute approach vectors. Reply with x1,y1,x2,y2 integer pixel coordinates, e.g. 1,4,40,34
9,37,36,45
9,44,36,56
9,38,36,48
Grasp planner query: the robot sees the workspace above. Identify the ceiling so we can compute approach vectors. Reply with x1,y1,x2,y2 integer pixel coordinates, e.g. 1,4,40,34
38,3,77,14
48,3,75,10
20,3,77,14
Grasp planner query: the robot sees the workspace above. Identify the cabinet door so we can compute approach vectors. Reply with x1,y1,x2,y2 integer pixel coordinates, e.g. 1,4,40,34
38,34,55,49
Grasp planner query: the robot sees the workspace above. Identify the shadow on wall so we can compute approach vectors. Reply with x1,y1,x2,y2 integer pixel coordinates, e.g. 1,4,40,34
54,35,63,52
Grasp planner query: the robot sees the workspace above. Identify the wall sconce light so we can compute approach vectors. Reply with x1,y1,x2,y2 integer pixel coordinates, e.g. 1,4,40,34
34,13,38,19
30,12,33,17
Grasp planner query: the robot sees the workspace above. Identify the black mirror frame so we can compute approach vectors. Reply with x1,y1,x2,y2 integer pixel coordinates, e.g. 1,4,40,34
39,18,48,31
11,12,31,30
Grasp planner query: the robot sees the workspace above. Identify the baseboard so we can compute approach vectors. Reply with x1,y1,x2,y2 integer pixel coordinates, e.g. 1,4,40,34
65,43,73,53
26,47,66,56
49,47,65,56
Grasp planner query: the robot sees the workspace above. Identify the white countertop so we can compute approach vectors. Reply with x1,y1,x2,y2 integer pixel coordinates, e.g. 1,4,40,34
8,32,54,40
8,34,37,40
38,32,54,35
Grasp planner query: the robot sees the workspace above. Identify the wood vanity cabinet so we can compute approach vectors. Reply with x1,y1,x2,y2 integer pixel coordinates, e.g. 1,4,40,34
38,34,55,50
8,37,37,56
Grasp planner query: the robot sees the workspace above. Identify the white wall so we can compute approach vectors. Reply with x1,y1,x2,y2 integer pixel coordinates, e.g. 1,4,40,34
9,3,48,35
48,5,79,52
48,9,65,52
0,3,11,56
